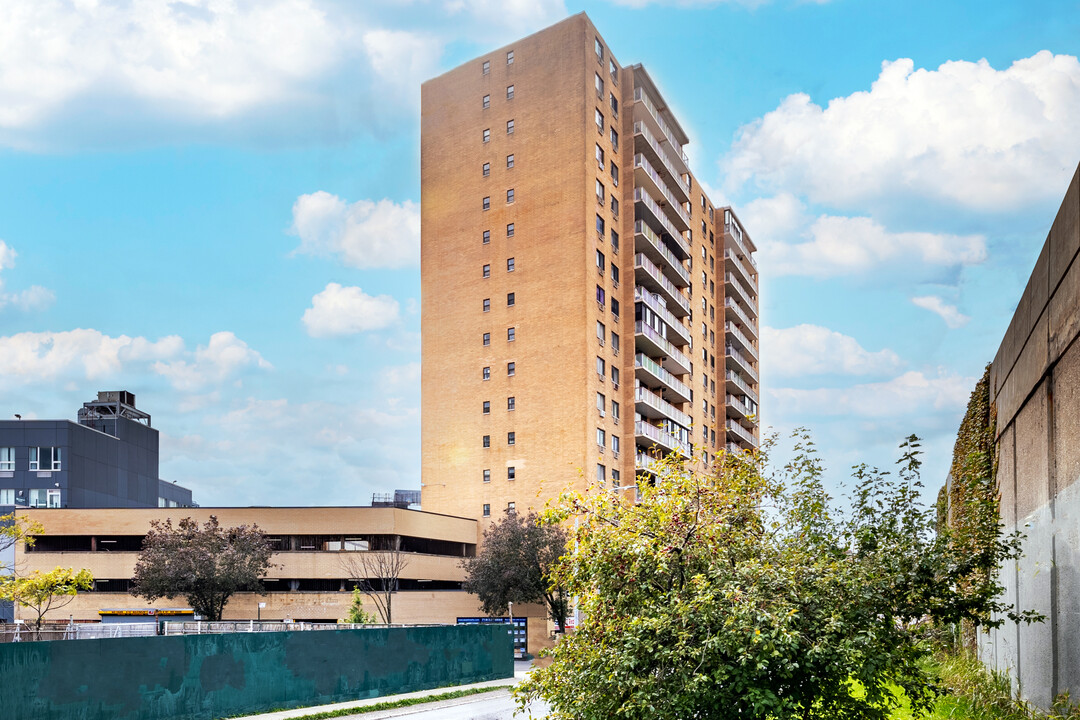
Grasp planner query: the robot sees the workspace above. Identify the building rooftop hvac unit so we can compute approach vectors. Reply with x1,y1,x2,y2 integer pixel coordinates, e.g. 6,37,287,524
77,390,152,433
371,490,422,509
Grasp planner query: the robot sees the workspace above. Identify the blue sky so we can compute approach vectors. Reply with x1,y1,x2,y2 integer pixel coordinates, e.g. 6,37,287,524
0,0,1077,506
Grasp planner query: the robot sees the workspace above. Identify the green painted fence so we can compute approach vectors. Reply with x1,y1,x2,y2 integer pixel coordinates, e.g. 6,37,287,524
0,625,513,720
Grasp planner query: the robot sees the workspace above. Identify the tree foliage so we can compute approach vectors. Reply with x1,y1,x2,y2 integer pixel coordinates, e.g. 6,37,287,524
339,537,409,624
130,516,274,621
0,566,94,628
462,510,569,631
0,512,44,562
339,587,377,624
516,432,1037,720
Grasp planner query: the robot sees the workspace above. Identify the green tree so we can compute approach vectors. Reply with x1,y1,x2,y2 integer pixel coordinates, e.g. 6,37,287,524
130,516,274,621
516,433,1037,720
0,512,45,570
463,509,568,632
0,566,94,629
339,587,377,624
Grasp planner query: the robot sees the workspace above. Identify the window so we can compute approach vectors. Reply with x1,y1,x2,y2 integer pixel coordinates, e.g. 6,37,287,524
482,60,490,75
612,469,620,488
610,127,618,150
612,435,620,454
506,189,515,203
611,297,620,317
507,397,516,411
596,392,605,413
596,250,605,273
507,502,516,512
483,128,490,142
611,366,619,385
611,196,619,216
596,321,605,344
507,154,514,168
595,108,604,132
508,432,516,446
484,469,492,483
596,179,605,203
483,196,490,211
483,366,491,380
504,223,514,239
483,162,490,177
507,292,515,306
595,72,604,98
29,489,61,509
507,50,514,64
595,37,603,62
611,332,620,354
483,503,491,517
0,447,12,472
483,401,491,414
610,92,618,117
596,214,605,237
506,85,514,99
611,265,619,284
482,94,490,109
508,466,516,480
0,489,13,504
507,257,515,272
29,447,61,472
483,436,491,448
610,59,618,80
596,285,605,304
507,362,516,376
483,229,490,244
506,119,514,134
483,332,491,346
596,143,605,168
610,160,618,185
483,264,490,278
507,327,516,341
610,229,619,253
596,464,606,483
611,400,620,420
597,356,605,376
597,428,606,447
482,298,490,313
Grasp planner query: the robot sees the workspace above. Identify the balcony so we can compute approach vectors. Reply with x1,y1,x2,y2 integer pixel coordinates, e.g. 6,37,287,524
725,442,743,455
724,297,759,335
634,220,690,288
635,322,692,375
636,420,691,457
636,451,658,475
632,86,689,174
636,287,691,345
632,124,691,217
725,343,758,382
725,419,757,446
726,394,757,422
723,212,758,269
635,253,691,318
633,154,691,232
636,385,692,428
634,188,687,257
724,369,758,404
724,248,757,293
724,321,758,361
636,353,692,404
724,273,758,316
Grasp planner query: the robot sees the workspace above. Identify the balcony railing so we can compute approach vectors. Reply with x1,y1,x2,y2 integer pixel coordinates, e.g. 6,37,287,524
635,322,692,375
725,442,744,454
632,123,691,214
725,419,757,445
635,253,691,317
725,343,758,382
635,220,690,287
636,451,658,474
726,394,757,421
724,273,758,316
724,321,758,361
633,153,690,228
724,212,758,269
636,353,692,404
723,296,758,333
636,287,691,345
636,420,691,457
636,385,693,428
634,188,687,255
632,87,689,170
723,248,757,293
724,369,758,404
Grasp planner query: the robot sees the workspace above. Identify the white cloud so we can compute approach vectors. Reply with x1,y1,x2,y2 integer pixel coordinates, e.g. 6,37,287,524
762,324,903,377
725,52,1080,211
769,370,974,418
741,197,987,278
0,329,182,384
290,192,420,269
362,30,442,109
153,331,271,392
0,240,55,312
911,295,970,329
443,0,567,33
302,283,401,337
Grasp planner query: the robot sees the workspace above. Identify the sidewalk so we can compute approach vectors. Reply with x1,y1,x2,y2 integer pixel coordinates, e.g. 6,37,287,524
240,660,533,720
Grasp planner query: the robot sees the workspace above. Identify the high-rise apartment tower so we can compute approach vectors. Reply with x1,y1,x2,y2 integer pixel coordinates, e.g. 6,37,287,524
421,13,760,521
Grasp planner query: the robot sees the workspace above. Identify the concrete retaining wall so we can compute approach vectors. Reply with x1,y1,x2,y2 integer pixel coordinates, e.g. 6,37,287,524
0,624,513,720
985,163,1080,708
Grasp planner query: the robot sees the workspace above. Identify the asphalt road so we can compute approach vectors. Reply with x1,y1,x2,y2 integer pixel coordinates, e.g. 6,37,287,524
352,689,550,719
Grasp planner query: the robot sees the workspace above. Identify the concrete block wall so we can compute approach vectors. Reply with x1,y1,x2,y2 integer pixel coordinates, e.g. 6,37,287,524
985,163,1080,708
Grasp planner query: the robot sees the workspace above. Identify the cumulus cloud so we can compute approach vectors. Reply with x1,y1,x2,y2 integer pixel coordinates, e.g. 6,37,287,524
153,332,271,392
362,30,442,109
0,240,55,311
769,370,975,418
0,329,182,384
290,192,420,269
302,283,401,337
911,295,970,328
443,0,568,33
762,324,903,377
725,51,1080,211
741,197,987,278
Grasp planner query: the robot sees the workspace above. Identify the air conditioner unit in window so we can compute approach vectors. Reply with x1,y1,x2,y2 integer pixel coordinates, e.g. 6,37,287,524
598,267,604,276
612,347,618,356
598,338,605,346
598,446,605,453
599,410,605,417
612,280,619,289
613,417,619,425
598,302,606,313
612,382,619,390
613,451,619,459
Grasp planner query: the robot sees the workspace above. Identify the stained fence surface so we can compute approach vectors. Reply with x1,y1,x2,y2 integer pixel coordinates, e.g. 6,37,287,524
0,624,513,720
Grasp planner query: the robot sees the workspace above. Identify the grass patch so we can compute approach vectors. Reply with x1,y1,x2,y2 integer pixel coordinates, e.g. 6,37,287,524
220,684,513,720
